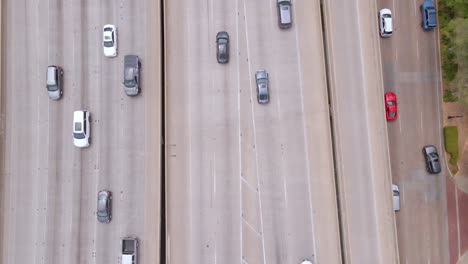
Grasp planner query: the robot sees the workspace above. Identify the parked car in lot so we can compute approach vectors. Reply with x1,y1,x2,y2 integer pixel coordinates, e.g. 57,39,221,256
46,65,63,100
423,145,441,174
73,110,90,148
216,31,229,64
123,55,141,96
97,190,112,223
378,8,393,37
277,0,292,29
102,24,118,57
421,0,437,31
392,184,400,212
384,92,397,121
255,70,270,104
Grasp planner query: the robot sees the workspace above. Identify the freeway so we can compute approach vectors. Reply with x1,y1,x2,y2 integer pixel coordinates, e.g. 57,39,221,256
322,0,399,263
377,0,450,262
0,0,161,263
165,0,341,263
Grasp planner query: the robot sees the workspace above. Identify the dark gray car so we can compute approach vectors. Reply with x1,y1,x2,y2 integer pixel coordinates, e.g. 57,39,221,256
216,31,229,64
255,70,269,104
97,190,112,223
123,55,141,96
46,65,63,100
423,145,441,174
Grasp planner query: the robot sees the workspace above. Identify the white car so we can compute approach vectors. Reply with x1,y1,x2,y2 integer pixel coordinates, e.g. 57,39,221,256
301,260,313,264
103,24,117,57
378,8,393,37
73,111,90,148
392,184,400,212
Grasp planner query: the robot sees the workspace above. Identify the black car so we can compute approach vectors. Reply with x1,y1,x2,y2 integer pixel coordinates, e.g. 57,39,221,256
216,31,229,64
97,190,112,223
423,145,441,174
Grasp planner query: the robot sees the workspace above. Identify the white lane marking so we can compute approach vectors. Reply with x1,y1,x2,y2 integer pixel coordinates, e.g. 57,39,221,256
236,0,243,262
185,4,194,262
241,177,257,192
213,153,216,200
242,218,262,238
456,187,461,257
293,4,318,260
413,0,417,16
242,1,267,263
420,111,424,131
416,39,420,60
167,235,171,263
399,113,402,134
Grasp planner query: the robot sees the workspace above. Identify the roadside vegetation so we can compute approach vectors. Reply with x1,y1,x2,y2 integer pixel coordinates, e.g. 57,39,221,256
444,126,459,174
439,0,468,104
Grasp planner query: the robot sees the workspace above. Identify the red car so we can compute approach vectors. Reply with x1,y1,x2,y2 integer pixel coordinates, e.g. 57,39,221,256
385,92,397,121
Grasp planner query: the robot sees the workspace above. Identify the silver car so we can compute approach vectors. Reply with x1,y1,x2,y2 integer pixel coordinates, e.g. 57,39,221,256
46,65,63,100
123,55,141,96
255,70,269,104
277,0,292,29
392,184,400,212
97,190,112,223
423,145,441,174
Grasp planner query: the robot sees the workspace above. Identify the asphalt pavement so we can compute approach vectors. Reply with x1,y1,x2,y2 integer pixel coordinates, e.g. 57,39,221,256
377,0,450,262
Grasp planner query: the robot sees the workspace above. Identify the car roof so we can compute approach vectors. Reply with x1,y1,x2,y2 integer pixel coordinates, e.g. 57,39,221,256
73,111,85,123
256,70,268,79
47,66,57,85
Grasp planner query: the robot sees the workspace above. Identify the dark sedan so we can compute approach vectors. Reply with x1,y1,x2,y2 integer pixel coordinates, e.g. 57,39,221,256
216,31,229,64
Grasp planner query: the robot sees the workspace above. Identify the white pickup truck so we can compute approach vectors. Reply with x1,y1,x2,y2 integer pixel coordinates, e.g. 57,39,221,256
121,237,138,264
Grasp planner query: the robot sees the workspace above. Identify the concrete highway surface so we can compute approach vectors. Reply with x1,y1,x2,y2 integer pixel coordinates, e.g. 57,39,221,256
322,0,399,263
0,0,448,262
165,0,342,263
0,0,161,263
378,0,450,262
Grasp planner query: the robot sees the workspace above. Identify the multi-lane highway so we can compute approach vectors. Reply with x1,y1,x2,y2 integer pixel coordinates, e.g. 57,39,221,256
0,0,161,263
0,0,450,263
377,0,450,262
321,0,399,263
165,0,342,263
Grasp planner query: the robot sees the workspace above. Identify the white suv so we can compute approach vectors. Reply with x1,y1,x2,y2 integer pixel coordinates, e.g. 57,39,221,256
73,111,90,148
379,9,393,37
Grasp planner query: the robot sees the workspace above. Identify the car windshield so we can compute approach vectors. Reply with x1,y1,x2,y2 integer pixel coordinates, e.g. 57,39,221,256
97,198,108,216
389,112,396,117
104,40,113,47
47,84,58,91
383,14,391,18
124,78,136,87
430,153,439,160
387,101,395,106
124,68,137,87
74,122,82,132
74,132,85,139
